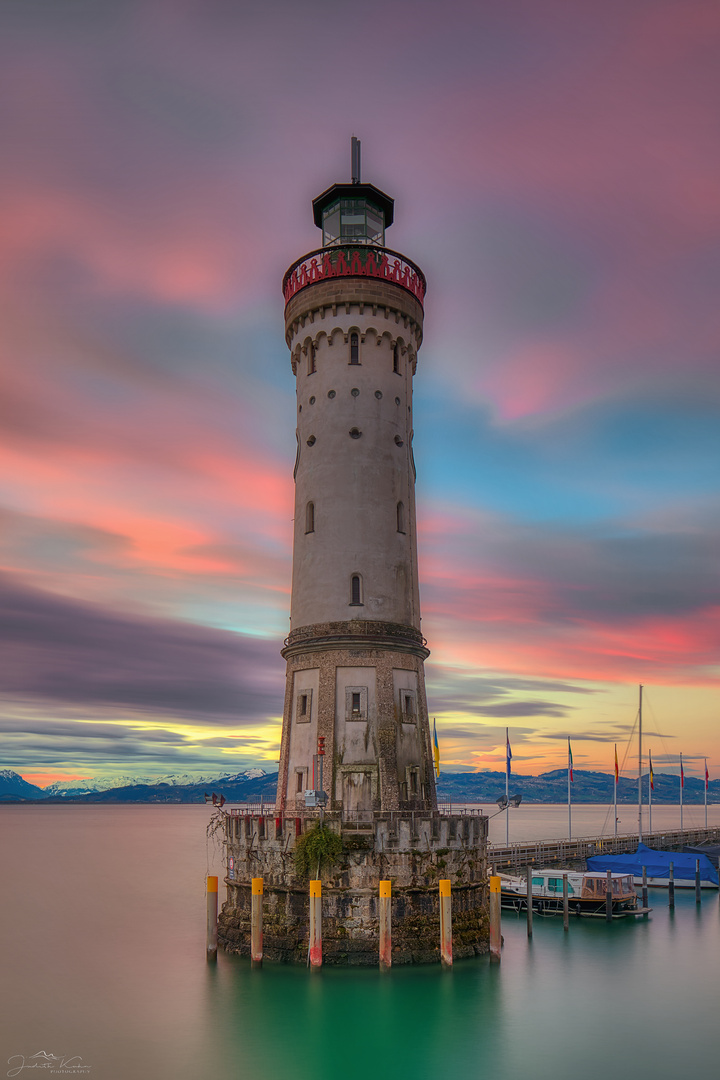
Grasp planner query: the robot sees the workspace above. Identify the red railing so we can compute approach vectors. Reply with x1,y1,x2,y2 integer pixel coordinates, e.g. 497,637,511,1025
283,245,426,307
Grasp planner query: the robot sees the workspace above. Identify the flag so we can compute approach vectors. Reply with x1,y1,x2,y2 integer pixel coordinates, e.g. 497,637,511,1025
433,718,440,778
568,737,574,782
614,744,619,783
680,756,684,789
705,758,709,791
649,750,654,791
506,728,512,779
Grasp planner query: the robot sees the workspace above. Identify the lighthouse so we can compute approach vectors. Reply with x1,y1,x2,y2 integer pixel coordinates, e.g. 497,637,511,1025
276,139,436,818
218,143,487,965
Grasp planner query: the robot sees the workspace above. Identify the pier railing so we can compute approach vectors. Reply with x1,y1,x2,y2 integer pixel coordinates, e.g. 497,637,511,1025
489,825,720,871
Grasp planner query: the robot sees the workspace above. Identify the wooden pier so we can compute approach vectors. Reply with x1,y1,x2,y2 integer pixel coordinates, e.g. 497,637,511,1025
489,826,720,871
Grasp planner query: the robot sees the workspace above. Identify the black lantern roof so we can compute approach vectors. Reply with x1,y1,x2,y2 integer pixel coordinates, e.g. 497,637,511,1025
312,183,395,229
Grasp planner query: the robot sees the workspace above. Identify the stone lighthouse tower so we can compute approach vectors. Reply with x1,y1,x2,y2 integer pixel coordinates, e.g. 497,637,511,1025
277,139,436,818
218,144,488,965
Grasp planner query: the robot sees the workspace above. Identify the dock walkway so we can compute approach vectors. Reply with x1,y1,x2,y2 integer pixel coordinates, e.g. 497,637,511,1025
490,826,720,871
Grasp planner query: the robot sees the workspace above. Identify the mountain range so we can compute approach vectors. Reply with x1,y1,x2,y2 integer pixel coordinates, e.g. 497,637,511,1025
1,767,717,804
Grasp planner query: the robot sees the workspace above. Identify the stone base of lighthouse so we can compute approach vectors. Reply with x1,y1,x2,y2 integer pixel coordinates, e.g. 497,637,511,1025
217,811,489,965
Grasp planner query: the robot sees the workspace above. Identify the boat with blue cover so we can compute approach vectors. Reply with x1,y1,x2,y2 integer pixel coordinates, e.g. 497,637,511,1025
587,843,719,889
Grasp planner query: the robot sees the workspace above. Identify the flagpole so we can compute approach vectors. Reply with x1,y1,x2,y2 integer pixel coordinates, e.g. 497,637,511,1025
705,758,708,830
680,752,683,833
648,749,653,836
637,684,643,843
614,743,618,838
568,737,572,841
505,727,510,847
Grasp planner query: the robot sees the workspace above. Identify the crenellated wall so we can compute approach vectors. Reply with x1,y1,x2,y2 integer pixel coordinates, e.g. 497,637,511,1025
218,810,489,965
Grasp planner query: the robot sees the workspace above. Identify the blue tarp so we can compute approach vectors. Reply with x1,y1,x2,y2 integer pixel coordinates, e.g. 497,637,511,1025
587,843,719,884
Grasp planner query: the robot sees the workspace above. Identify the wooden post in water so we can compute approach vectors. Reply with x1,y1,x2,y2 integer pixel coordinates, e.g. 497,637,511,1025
489,876,502,962
251,877,263,966
206,875,218,960
309,880,322,967
668,862,675,908
562,873,569,931
379,880,392,970
642,867,648,913
439,880,453,967
526,866,533,938
605,869,612,922
695,858,702,904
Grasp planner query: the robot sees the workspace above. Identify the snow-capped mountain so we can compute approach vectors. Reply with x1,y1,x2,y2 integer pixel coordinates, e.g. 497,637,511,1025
43,768,268,796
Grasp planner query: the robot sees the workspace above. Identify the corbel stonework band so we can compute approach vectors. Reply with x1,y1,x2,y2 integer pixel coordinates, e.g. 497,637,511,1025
282,619,429,661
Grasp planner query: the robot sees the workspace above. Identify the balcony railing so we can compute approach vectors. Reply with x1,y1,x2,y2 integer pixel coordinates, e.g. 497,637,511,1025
282,245,426,307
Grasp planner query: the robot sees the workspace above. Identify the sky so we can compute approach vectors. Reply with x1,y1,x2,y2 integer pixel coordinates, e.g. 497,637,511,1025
1,0,718,787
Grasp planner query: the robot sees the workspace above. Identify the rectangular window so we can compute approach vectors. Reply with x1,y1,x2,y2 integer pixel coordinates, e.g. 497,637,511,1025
399,688,417,723
296,688,312,723
345,686,368,722
295,770,305,794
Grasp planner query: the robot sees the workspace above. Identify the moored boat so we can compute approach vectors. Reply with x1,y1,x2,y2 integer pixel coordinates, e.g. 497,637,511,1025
587,843,719,889
499,868,642,917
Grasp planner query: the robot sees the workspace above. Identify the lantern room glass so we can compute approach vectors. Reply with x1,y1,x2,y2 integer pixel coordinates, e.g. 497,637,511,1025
322,198,385,247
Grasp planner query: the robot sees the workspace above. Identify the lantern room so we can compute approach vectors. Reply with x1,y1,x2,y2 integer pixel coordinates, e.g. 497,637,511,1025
311,137,395,247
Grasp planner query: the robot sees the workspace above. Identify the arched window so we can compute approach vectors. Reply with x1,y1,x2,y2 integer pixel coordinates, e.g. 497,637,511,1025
396,501,405,534
393,344,401,374
307,343,316,375
350,574,363,606
305,502,314,533
350,333,359,365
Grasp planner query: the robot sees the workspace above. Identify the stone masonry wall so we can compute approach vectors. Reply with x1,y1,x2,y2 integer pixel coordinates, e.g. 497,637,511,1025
217,811,489,965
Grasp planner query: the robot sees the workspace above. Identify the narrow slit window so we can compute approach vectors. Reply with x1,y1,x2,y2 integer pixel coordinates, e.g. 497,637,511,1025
409,771,418,796
351,574,362,605
404,694,414,717
396,501,405,533
305,501,315,533
351,692,361,715
350,333,359,365
299,694,308,717
307,343,316,375
393,344,401,374
296,770,305,794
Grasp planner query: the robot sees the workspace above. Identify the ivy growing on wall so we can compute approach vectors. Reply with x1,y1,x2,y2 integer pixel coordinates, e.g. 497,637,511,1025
293,822,343,880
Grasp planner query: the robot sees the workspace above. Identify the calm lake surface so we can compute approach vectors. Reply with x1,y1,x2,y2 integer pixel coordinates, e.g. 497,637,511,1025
2,804,718,1080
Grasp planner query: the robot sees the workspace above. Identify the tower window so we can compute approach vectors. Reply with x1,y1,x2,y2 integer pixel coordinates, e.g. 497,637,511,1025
305,501,315,533
345,685,368,722
296,770,305,794
399,689,417,723
307,343,316,375
296,688,312,723
396,501,405,534
350,574,363,606
350,333,359,365
393,344,401,374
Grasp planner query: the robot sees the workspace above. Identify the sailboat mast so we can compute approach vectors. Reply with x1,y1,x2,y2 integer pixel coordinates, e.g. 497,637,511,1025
637,684,643,842
614,743,618,838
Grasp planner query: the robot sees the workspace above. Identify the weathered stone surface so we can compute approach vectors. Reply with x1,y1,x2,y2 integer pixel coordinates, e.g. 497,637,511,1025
218,811,489,965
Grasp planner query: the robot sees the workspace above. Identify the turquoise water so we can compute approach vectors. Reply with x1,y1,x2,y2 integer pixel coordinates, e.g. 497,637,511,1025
2,805,718,1080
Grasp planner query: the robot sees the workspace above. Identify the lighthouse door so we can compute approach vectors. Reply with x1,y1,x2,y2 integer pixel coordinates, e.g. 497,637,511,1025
342,771,372,824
